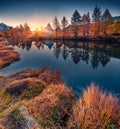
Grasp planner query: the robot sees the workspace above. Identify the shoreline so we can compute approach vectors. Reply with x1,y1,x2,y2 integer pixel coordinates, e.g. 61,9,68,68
0,68,119,128
0,42,20,69
29,35,120,43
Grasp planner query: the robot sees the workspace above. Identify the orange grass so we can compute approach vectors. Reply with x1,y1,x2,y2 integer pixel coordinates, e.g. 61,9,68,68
68,84,120,129
0,68,120,129
6,78,46,100
26,84,76,128
0,44,19,68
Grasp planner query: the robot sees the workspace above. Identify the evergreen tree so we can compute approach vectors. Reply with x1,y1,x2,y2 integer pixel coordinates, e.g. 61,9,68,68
61,16,68,38
87,12,90,23
71,10,81,37
46,23,53,31
87,12,90,36
92,5,102,36
53,17,60,39
102,9,113,35
102,9,112,21
92,4,102,22
82,12,90,36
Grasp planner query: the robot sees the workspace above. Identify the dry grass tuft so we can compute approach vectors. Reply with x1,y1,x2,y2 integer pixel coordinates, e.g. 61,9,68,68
26,84,76,128
0,91,12,113
68,84,120,129
6,78,46,100
0,68,120,129
4,68,61,86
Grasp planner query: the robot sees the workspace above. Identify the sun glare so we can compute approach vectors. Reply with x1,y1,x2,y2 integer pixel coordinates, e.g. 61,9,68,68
34,26,44,32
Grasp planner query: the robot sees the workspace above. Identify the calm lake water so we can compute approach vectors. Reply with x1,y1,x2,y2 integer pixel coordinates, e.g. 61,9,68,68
0,40,120,97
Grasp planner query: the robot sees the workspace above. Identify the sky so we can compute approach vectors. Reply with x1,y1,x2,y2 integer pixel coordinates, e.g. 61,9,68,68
0,0,120,30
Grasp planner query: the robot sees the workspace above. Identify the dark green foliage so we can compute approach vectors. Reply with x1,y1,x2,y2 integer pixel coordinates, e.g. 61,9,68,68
102,9,113,35
71,10,81,25
61,16,68,30
71,10,82,37
92,4,102,22
102,9,113,22
61,16,68,38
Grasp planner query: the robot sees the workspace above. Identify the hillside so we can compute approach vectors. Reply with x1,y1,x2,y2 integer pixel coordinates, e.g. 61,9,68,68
113,16,120,21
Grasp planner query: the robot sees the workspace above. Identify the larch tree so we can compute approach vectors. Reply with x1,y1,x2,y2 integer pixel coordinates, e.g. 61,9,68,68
61,16,68,39
71,10,82,38
113,20,120,34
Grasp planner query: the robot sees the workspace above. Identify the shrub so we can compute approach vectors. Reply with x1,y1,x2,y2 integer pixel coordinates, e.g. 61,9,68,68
26,84,76,128
68,84,120,129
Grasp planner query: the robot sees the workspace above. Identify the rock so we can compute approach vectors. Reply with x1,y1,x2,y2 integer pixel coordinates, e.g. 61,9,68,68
19,105,41,129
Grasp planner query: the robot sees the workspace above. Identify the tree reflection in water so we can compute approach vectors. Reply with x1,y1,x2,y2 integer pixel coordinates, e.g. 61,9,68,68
9,38,120,69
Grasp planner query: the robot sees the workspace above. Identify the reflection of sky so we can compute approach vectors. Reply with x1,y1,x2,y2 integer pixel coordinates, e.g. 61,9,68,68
0,43,120,97
0,0,120,30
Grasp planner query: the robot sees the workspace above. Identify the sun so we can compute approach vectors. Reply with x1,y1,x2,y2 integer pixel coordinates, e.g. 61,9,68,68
34,26,44,32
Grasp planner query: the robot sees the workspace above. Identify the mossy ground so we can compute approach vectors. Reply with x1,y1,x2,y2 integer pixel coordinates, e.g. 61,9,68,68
0,68,120,129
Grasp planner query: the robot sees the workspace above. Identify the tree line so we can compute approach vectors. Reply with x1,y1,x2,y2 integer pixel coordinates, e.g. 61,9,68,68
53,4,120,38
1,4,120,40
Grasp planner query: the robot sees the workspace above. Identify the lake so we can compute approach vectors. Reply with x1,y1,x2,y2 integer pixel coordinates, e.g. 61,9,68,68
0,39,120,97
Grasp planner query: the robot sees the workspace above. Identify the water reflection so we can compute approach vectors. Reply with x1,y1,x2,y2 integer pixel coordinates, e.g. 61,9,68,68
9,38,120,69
2,38,120,97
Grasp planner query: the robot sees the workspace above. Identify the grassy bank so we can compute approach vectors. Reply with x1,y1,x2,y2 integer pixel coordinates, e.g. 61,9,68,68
0,43,19,69
0,68,120,129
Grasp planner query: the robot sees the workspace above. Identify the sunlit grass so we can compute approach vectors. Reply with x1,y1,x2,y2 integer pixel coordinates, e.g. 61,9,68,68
0,91,12,113
26,84,76,128
4,78,46,102
0,68,120,128
68,84,120,129
0,43,19,69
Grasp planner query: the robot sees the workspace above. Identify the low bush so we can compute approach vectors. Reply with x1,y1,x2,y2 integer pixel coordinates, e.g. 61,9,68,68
26,84,76,128
68,84,120,129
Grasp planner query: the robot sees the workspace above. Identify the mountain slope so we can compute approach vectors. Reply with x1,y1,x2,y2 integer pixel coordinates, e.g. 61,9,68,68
0,23,11,30
113,16,120,21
